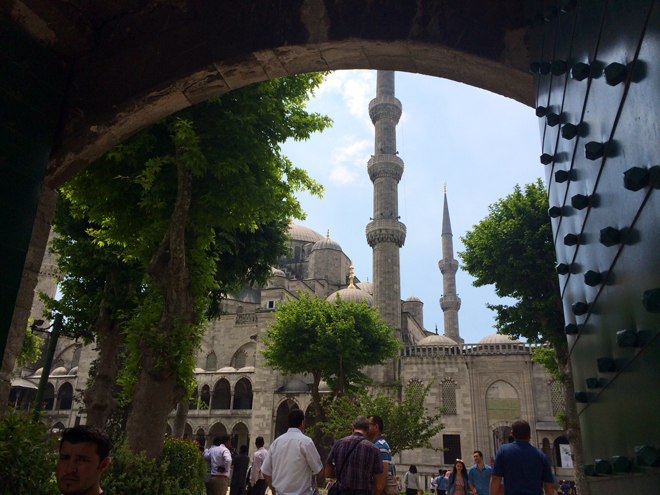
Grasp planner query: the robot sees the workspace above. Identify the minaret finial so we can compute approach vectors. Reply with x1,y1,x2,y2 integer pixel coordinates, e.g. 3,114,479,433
326,229,330,239
444,182,446,194
348,264,356,289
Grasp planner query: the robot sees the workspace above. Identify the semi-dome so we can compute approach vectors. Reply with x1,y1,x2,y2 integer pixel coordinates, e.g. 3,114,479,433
50,367,69,376
288,222,324,243
478,334,521,344
311,232,342,252
404,295,422,302
31,368,44,377
328,288,374,306
271,267,286,277
217,366,236,373
356,281,373,295
417,334,457,345
68,367,78,376
282,379,310,392
195,367,206,373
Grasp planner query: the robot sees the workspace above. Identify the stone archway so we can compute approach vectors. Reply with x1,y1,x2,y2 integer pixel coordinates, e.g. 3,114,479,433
274,398,299,439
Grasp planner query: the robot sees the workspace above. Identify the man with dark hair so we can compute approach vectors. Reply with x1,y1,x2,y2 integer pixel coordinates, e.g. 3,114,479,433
261,408,323,495
490,420,554,495
205,433,233,495
249,436,268,495
366,414,393,495
56,426,112,495
231,445,250,495
325,416,383,495
468,450,492,495
435,469,447,495
205,437,224,495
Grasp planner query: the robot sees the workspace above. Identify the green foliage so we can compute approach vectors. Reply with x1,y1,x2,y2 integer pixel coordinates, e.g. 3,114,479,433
319,381,444,456
16,321,44,370
458,180,565,347
531,346,562,381
101,437,206,495
261,291,401,394
0,408,59,495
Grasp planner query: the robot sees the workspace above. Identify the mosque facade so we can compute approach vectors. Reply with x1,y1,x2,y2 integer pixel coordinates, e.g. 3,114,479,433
11,71,575,486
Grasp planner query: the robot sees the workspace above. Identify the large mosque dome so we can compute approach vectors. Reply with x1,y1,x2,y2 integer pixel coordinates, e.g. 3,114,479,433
417,334,457,345
287,222,324,243
356,281,373,295
311,234,342,252
478,334,521,344
327,287,374,306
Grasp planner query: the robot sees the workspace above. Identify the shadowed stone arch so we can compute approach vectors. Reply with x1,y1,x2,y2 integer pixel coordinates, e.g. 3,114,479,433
207,421,228,448
211,378,231,410
231,421,249,450
56,382,74,410
233,377,253,410
274,398,299,439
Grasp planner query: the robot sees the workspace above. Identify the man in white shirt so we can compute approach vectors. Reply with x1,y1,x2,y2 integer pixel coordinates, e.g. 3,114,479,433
204,434,233,495
250,436,269,495
261,409,323,495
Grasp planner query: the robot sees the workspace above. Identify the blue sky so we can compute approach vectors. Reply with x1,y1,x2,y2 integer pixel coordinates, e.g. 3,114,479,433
281,70,544,344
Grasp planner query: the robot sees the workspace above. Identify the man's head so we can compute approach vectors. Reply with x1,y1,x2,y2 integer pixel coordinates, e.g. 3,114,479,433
56,426,112,495
288,408,305,430
220,434,232,447
255,436,265,448
240,445,249,455
367,414,384,441
438,469,444,475
473,451,483,465
511,419,531,441
352,415,370,434
213,436,223,446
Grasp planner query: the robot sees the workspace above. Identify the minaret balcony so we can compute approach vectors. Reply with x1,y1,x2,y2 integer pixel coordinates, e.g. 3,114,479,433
440,294,462,312
368,95,402,124
438,258,459,274
368,155,404,183
365,219,406,248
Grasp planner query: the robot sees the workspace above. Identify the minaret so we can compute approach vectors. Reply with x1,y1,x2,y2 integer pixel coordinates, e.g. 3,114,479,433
438,186,463,343
366,71,406,339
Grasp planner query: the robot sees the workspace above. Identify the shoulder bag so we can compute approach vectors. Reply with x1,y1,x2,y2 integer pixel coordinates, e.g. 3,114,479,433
328,438,365,495
384,462,400,495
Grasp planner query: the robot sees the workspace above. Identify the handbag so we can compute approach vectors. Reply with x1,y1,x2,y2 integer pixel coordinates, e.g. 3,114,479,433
328,438,365,495
384,462,400,495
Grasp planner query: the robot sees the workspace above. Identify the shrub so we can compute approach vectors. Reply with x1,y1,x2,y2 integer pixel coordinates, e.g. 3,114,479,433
0,408,59,495
101,436,206,495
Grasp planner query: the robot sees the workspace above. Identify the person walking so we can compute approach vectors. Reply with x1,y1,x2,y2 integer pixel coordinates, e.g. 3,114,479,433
435,470,447,495
205,437,223,495
366,415,394,495
489,420,554,495
467,451,492,495
447,460,469,495
249,436,268,495
325,416,383,495
403,465,420,495
231,445,250,495
261,409,324,495
204,434,233,495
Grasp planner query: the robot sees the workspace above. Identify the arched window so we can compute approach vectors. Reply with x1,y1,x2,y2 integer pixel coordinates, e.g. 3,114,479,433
57,383,74,410
200,385,211,408
233,351,247,369
43,383,55,411
211,379,231,409
208,422,227,448
205,352,217,371
554,436,571,468
550,380,565,416
184,423,193,439
233,378,253,410
442,380,457,414
189,388,198,410
294,246,301,260
231,422,249,451
275,399,299,439
542,437,552,459
196,428,206,447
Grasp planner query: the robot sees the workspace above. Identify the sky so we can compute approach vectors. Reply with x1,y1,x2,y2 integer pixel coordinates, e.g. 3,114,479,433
280,70,544,345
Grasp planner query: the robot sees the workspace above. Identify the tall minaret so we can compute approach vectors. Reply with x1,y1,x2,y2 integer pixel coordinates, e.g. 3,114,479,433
438,186,463,343
366,71,406,339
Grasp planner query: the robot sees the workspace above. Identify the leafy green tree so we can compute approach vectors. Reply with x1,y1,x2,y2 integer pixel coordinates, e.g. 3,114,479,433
62,74,330,458
319,381,444,456
261,291,401,445
16,320,44,370
458,180,589,495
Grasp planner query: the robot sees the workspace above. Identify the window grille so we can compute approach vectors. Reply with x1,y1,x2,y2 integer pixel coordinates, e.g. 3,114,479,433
442,380,457,414
205,352,217,371
408,379,423,395
443,434,462,464
551,380,565,415
234,350,247,369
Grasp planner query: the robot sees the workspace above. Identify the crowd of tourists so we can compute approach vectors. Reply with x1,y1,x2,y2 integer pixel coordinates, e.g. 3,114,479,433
52,416,562,495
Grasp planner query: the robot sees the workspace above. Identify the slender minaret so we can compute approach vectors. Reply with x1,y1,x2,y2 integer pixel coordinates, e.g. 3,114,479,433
438,186,463,343
366,71,406,339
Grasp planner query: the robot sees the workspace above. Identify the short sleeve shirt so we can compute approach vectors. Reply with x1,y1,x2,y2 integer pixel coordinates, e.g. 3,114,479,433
326,433,383,492
492,441,553,495
373,436,394,479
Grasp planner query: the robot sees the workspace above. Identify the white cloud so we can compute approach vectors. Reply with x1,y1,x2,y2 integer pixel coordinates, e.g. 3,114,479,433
328,138,372,186
317,70,376,130
329,164,357,185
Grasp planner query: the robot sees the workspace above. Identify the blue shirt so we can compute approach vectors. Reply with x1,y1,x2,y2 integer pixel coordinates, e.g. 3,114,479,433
373,436,393,479
436,476,447,490
467,464,492,495
492,441,553,495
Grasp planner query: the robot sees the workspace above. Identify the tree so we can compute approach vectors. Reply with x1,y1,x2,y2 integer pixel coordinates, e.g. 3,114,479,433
62,74,331,459
261,292,401,446
318,380,444,456
458,179,590,495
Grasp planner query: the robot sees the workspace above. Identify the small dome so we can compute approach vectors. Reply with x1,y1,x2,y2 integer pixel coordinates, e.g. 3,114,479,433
356,282,373,295
288,222,324,243
478,334,521,344
271,267,286,277
31,368,44,377
282,379,310,392
68,367,78,376
318,381,331,392
405,295,422,303
311,236,342,252
327,288,374,307
418,334,457,345
237,366,255,373
51,367,69,376
217,366,236,373
195,367,206,373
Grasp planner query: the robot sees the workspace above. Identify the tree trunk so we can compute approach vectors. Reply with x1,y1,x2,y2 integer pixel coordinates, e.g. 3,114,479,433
555,345,590,495
172,400,189,437
124,160,198,459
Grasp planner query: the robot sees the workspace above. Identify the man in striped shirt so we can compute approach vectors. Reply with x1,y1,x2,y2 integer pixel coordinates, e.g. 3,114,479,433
367,415,393,495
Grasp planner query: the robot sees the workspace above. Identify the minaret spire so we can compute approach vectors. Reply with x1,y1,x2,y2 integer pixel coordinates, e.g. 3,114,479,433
438,188,463,343
366,71,406,339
